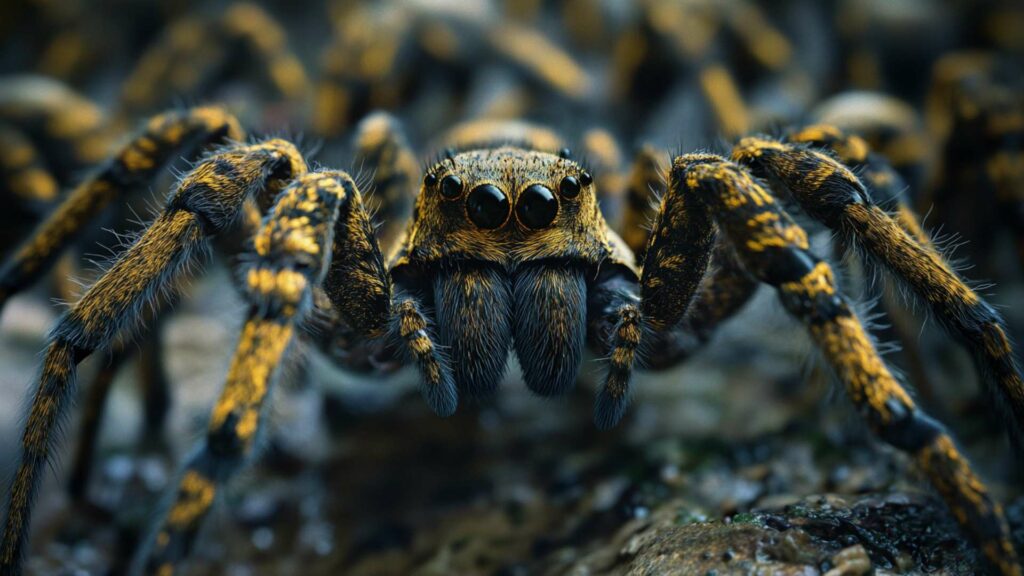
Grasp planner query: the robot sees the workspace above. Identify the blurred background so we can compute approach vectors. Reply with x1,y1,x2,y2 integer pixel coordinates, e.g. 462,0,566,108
0,0,1022,574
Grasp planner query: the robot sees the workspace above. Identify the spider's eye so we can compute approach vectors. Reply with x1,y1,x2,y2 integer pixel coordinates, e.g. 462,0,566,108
466,184,509,229
440,175,463,199
559,175,581,198
517,184,558,229
424,172,437,186
579,171,593,186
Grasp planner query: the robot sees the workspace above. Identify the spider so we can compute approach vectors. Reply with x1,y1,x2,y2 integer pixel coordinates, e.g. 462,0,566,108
0,108,1021,576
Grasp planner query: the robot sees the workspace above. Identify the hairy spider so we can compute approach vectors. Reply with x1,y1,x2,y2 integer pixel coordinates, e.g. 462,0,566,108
0,110,1021,576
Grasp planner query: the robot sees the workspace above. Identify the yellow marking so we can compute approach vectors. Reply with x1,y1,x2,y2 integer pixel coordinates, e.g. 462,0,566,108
490,25,591,100
845,203,980,306
245,268,308,305
212,319,294,444
700,65,749,138
782,262,836,298
11,168,58,201
982,323,1012,359
803,161,836,190
167,471,216,527
809,314,914,420
731,137,786,161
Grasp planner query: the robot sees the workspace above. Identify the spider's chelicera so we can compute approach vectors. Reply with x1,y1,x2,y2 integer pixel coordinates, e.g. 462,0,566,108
0,112,1021,576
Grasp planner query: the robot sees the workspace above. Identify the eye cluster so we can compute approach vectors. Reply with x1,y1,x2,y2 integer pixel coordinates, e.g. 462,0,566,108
423,170,592,230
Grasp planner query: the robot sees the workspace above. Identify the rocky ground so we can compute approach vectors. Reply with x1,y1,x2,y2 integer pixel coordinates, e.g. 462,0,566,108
1,263,1021,575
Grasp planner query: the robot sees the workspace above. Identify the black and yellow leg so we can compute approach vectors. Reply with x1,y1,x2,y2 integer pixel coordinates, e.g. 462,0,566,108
636,247,759,373
590,152,719,428
787,124,933,247
679,155,1020,576
0,106,244,310
392,295,457,417
0,123,59,252
0,140,305,574
787,124,943,403
732,136,1024,450
0,123,59,208
0,76,112,176
351,112,418,253
620,144,669,258
592,290,643,430
580,128,626,229
141,171,346,576
120,3,308,116
218,3,310,104
681,245,759,344
67,346,132,503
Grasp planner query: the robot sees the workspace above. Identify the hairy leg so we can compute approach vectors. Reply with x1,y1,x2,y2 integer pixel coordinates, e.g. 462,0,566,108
0,139,305,573
139,171,346,575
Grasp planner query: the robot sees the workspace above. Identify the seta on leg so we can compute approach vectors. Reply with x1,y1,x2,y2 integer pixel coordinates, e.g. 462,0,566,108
0,106,244,311
680,153,1020,576
0,139,305,574
140,171,347,575
732,134,1024,452
590,151,719,428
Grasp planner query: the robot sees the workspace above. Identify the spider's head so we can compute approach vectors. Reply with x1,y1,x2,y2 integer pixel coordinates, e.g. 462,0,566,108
397,144,614,269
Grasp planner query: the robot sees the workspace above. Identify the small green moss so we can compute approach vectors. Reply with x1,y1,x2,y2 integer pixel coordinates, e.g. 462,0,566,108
730,512,758,525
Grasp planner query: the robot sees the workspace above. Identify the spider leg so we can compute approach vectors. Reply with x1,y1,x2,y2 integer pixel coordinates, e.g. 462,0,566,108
620,144,669,259
592,151,719,427
121,3,308,116
139,171,345,576
0,139,305,573
0,76,112,177
66,295,177,505
580,128,626,229
589,276,642,430
788,124,944,404
679,154,1019,576
0,123,59,251
352,112,418,254
672,244,758,352
66,346,130,503
392,295,458,417
787,124,933,246
0,106,244,311
732,135,1024,451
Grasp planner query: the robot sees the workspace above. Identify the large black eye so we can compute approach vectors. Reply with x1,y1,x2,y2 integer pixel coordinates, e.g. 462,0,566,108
466,184,509,229
440,175,463,199
516,184,558,229
559,176,580,198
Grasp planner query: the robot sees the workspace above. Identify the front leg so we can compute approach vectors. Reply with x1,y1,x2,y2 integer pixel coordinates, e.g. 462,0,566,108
589,152,718,428
315,174,457,417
